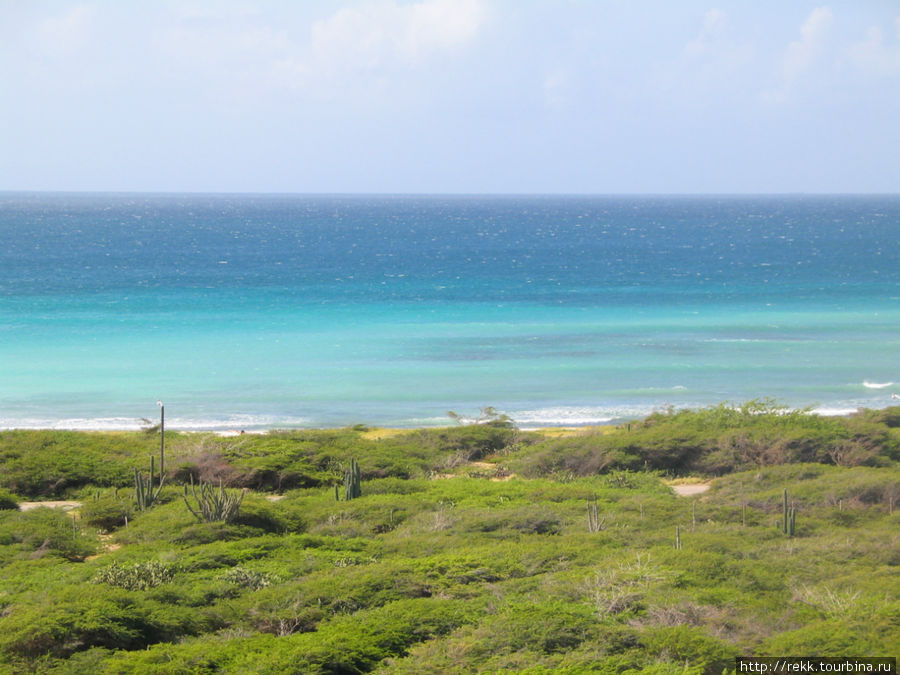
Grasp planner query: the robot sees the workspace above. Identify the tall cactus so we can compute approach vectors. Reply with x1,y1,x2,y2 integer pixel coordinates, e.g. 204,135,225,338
587,498,605,532
344,458,362,501
134,455,165,511
183,477,245,523
781,488,796,537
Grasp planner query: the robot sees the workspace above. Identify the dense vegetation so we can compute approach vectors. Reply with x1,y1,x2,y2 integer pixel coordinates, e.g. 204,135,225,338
0,403,897,673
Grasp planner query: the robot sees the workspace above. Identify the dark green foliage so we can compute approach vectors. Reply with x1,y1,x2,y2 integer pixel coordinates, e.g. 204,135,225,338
0,586,203,660
0,430,142,497
510,402,899,477
0,488,19,510
0,507,97,561
231,498,305,534
641,625,737,671
79,496,134,532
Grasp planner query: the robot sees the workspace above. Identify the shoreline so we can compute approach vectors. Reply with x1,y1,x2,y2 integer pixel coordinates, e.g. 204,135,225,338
0,402,889,435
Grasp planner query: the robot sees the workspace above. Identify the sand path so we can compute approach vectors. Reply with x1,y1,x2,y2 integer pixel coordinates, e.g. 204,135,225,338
18,500,83,511
670,484,711,497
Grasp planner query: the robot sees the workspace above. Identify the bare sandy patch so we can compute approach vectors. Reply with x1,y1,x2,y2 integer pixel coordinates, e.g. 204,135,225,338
670,484,711,497
19,500,82,511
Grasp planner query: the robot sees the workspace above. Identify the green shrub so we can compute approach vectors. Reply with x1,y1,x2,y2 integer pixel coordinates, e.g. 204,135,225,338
640,625,737,671
471,601,597,656
218,565,273,591
759,618,892,655
465,506,563,535
234,597,477,673
0,507,97,561
230,500,296,533
174,522,255,545
93,561,176,591
0,586,203,660
0,430,148,497
79,496,134,531
0,488,19,510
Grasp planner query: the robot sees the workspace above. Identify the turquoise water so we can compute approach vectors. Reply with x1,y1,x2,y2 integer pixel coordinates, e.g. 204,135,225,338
1,194,897,429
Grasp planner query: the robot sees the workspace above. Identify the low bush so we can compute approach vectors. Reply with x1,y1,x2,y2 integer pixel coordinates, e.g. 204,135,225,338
79,496,134,532
218,565,274,591
0,430,151,497
0,507,97,561
0,586,204,660
0,488,19,511
94,561,176,591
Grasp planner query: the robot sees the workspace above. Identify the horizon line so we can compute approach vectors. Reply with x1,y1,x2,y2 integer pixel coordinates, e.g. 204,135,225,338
2,190,899,198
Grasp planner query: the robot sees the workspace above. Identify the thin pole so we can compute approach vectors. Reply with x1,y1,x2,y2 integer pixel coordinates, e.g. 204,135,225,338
158,401,165,481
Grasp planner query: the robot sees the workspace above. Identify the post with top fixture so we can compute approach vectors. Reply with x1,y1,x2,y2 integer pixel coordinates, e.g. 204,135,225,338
157,400,165,480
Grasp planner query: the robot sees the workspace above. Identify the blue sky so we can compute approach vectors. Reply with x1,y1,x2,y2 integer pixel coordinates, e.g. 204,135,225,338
1,1,898,193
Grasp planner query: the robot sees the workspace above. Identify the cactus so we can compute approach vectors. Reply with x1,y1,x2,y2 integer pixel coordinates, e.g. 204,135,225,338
183,477,245,523
587,498,605,533
134,455,165,511
94,561,175,590
343,458,361,501
781,488,796,537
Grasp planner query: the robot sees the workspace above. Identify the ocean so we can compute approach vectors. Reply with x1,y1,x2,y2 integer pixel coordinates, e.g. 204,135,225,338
0,193,897,431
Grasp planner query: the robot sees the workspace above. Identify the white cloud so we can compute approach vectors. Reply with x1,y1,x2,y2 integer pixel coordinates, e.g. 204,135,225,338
845,18,900,78
308,0,485,71
685,8,727,57
783,6,833,85
267,0,486,102
763,6,834,103
36,4,95,54
652,8,753,108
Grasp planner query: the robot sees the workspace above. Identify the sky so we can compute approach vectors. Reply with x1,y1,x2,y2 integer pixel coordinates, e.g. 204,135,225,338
1,0,898,194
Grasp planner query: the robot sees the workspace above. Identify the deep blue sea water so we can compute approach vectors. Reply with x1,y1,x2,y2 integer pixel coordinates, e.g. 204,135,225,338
1,193,898,430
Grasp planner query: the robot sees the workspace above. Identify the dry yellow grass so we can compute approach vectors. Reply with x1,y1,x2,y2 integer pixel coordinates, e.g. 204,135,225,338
531,425,617,438
359,427,415,441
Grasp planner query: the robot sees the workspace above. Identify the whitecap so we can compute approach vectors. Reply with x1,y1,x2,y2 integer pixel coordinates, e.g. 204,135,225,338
509,406,626,427
0,417,145,431
811,406,859,417
863,381,894,389
0,414,311,432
